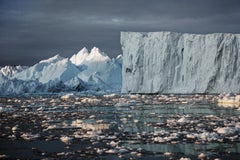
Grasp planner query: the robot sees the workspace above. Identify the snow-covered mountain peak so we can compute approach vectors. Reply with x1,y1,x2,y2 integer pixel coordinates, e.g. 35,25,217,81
80,47,89,54
39,54,65,64
91,47,102,54
70,47,89,66
70,47,111,66
75,47,89,57
86,47,110,62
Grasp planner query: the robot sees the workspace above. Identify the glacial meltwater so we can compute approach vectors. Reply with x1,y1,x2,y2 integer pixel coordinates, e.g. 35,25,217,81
0,94,240,160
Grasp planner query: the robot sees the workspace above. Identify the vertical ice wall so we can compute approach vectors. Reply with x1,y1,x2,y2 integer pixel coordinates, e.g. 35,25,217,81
121,32,240,93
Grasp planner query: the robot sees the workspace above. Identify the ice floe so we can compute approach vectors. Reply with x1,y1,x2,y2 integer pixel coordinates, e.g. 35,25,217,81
21,133,40,141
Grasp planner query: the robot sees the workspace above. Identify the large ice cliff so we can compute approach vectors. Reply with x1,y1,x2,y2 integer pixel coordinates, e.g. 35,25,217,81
121,32,240,94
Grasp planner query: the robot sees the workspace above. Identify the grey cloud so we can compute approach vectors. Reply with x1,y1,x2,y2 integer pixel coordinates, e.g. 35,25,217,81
0,0,240,66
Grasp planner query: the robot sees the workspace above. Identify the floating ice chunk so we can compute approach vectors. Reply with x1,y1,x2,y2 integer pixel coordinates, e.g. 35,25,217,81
21,133,40,141
105,147,128,154
81,98,101,104
114,102,130,107
215,127,236,135
186,133,197,139
128,114,132,118
104,135,117,140
37,106,44,111
85,131,99,138
137,153,142,157
199,132,219,141
129,94,140,99
0,155,8,158
164,152,173,157
117,147,128,153
153,129,168,136
96,119,103,123
235,122,240,129
179,157,191,160
103,93,117,98
134,119,139,123
62,121,70,127
105,149,118,154
127,100,136,104
120,117,128,123
218,93,240,107
61,93,75,100
89,115,96,119
197,123,205,128
71,119,83,127
56,152,66,156
198,153,206,160
108,141,119,147
60,136,73,144
49,98,61,103
77,123,110,131
8,134,16,139
177,117,189,123
0,105,15,113
166,119,176,124
153,137,165,143
168,133,179,140
96,148,104,154
205,115,219,119
130,151,138,155
12,125,19,133
46,124,58,130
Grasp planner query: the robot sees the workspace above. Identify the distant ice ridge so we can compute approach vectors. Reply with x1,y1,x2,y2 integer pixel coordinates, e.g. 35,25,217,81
13,55,83,87
121,31,240,94
0,47,122,95
0,65,28,77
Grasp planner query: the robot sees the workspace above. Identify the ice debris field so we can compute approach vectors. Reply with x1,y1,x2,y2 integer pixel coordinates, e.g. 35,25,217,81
1,93,240,159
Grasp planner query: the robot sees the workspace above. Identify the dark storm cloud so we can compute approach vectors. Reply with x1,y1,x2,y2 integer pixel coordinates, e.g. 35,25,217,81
0,0,240,66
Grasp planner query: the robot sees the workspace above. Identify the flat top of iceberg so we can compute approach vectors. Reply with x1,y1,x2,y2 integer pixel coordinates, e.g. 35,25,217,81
121,31,240,36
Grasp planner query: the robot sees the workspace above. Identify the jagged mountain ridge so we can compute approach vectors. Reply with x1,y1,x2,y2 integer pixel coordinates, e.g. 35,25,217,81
0,47,122,95
70,47,122,90
0,65,28,77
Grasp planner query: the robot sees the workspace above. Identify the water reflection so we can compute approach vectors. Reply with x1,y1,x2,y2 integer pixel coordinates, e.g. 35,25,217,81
123,143,240,156
115,104,240,134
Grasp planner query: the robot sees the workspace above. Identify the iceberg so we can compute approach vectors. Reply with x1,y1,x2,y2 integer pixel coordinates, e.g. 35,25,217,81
121,32,240,94
71,47,122,91
0,47,122,95
0,65,28,77
13,55,85,90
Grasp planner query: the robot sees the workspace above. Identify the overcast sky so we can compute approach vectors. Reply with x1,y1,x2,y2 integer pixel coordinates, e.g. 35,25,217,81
1,0,240,66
